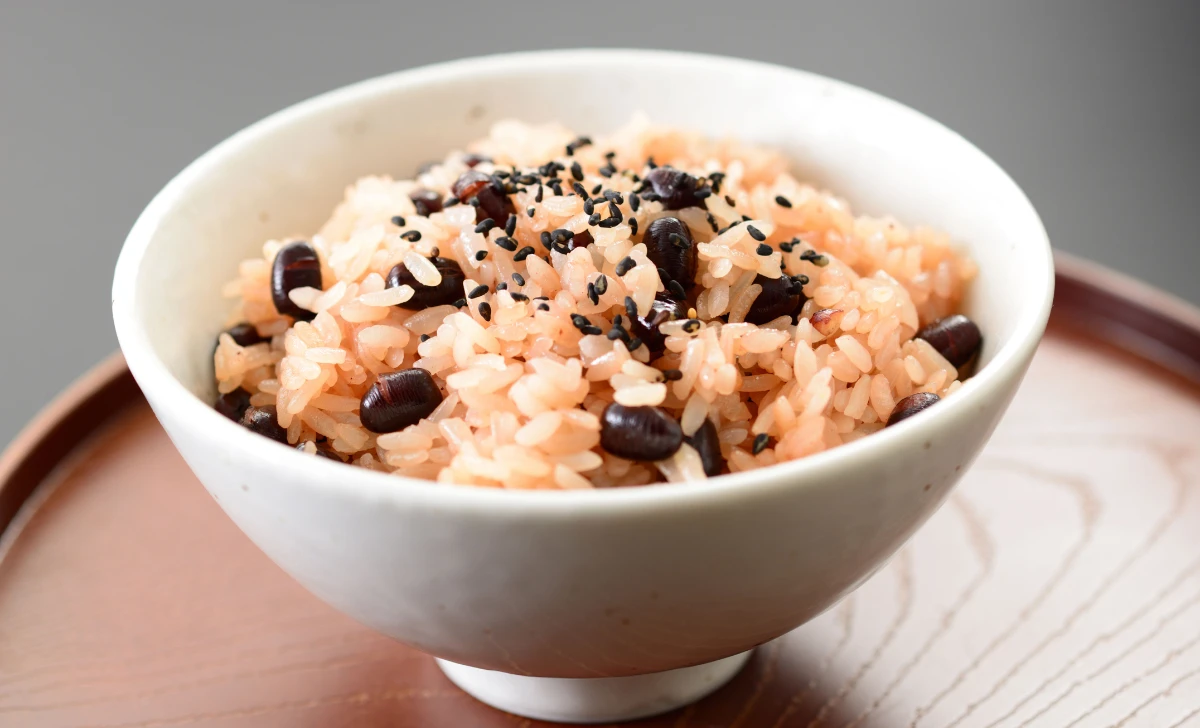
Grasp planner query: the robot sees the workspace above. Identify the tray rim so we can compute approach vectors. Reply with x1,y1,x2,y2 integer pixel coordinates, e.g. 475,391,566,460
2,252,1198,538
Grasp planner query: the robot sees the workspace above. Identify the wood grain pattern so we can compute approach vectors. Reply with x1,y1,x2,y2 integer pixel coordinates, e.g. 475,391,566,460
1,270,1199,726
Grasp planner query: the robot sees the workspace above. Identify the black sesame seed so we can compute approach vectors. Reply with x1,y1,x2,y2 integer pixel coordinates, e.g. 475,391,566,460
646,156,657,169
706,212,719,233
694,187,712,200
512,272,526,286
514,246,535,262
779,241,795,253
662,369,683,381
624,296,638,318
591,183,603,195
444,196,460,207
535,185,544,203
668,279,687,300
271,241,322,321
360,369,444,434
630,193,640,212
724,195,736,207
401,230,422,242
495,237,518,252
657,267,671,285
583,198,595,215
571,313,589,328
527,206,536,217
752,433,770,455
742,214,753,222
468,284,488,299
511,292,529,302
682,319,701,333
629,219,638,237
799,249,830,267
747,225,766,242
571,161,584,181
587,282,599,305
419,333,430,342
391,215,406,227
607,327,625,341
616,257,636,277
600,404,683,462
475,250,488,261
496,282,507,291
478,302,492,321
597,215,622,229
588,213,602,226
504,214,517,236
594,274,608,295
775,195,793,208
452,298,467,308
474,218,496,234
537,302,550,311
628,337,643,351
581,325,603,336
756,243,773,256
540,231,553,250
572,181,588,197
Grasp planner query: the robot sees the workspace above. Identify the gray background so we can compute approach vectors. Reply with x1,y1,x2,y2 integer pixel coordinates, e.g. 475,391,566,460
1,1,1197,448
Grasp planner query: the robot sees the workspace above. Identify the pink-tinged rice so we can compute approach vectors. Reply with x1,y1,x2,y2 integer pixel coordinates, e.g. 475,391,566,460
214,117,977,489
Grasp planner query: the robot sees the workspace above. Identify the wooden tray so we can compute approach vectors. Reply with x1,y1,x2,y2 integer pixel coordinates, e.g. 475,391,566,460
2,255,1198,728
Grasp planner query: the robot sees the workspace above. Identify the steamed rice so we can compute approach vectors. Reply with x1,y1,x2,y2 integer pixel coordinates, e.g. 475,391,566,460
214,116,977,489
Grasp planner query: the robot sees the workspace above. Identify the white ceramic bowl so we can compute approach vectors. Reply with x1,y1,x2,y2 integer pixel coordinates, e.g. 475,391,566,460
112,50,1052,723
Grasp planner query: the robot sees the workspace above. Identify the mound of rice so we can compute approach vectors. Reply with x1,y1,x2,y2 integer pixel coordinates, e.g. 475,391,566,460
214,117,977,489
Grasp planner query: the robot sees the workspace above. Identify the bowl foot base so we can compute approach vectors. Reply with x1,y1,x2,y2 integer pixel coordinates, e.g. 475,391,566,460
437,650,753,724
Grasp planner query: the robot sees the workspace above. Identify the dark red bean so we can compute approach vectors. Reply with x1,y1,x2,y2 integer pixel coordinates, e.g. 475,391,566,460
360,368,444,433
643,217,696,294
643,167,705,210
452,170,513,224
628,293,688,360
215,388,252,422
746,274,806,324
271,241,322,322
409,189,444,216
886,392,940,427
223,322,266,347
240,405,289,444
296,441,343,461
915,315,982,368
600,404,683,462
567,229,594,252
387,256,466,310
685,419,725,477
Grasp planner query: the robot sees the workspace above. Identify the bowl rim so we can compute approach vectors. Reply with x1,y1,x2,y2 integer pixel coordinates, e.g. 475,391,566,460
112,48,1054,514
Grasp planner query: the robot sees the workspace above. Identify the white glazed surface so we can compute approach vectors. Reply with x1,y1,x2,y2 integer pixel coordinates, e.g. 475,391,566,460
438,652,752,723
112,50,1052,679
